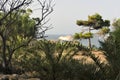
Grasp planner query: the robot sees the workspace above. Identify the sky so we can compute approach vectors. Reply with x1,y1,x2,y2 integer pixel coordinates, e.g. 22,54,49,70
30,0,120,35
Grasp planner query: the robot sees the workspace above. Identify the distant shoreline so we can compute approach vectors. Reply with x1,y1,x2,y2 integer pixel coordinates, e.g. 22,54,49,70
45,34,101,47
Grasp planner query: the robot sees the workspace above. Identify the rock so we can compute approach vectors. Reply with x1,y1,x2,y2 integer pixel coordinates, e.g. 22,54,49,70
9,74,19,80
26,78,40,80
0,75,9,80
0,74,40,80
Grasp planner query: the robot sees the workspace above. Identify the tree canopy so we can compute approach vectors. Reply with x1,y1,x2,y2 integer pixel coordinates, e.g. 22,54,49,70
0,9,36,73
74,32,93,39
75,13,110,49
76,13,110,29
99,18,120,80
0,0,54,74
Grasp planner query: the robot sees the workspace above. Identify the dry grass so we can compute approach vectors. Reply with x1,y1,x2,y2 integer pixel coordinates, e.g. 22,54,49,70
73,50,109,65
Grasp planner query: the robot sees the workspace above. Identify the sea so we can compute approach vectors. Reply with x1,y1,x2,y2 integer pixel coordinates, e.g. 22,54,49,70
45,34,102,48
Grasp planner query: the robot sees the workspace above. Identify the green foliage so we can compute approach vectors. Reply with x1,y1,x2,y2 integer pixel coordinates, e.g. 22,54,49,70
12,40,106,80
76,20,91,26
74,32,93,39
27,8,33,13
88,13,102,21
0,9,35,41
82,32,93,39
76,13,110,49
112,18,120,29
1,9,35,52
104,20,110,26
74,32,93,49
0,9,35,74
99,18,120,80
98,27,110,35
77,13,110,29
74,33,81,39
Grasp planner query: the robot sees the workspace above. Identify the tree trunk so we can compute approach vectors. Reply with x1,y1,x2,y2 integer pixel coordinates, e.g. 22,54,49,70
88,38,92,49
2,61,12,74
88,27,92,49
115,71,120,80
2,52,12,74
2,37,12,74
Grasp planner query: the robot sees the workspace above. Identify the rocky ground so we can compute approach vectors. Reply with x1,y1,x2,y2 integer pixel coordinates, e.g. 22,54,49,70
0,50,107,80
0,74,40,80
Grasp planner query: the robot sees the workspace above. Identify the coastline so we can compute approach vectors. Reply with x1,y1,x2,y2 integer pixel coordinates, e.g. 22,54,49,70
46,34,101,47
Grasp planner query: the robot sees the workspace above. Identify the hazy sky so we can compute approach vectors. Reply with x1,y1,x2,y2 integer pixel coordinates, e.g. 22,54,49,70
31,0,120,35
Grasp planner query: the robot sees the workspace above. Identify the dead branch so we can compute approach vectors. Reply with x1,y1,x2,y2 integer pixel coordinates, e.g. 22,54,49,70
34,0,54,39
0,0,32,23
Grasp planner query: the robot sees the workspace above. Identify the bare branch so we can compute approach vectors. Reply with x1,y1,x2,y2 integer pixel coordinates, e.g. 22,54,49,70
35,0,54,26
33,0,54,39
0,0,32,23
12,37,33,53
0,0,9,11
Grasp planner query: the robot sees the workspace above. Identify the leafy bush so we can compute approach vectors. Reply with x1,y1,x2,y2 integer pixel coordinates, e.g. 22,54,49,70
10,40,107,80
99,19,120,80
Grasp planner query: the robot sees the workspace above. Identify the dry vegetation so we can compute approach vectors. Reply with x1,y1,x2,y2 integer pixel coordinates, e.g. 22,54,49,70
73,51,109,69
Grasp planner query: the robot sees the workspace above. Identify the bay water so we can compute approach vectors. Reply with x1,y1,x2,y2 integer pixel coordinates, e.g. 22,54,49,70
46,34,102,47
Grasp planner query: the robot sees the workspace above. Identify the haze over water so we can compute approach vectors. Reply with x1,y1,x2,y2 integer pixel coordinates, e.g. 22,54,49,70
46,34,101,47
